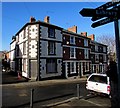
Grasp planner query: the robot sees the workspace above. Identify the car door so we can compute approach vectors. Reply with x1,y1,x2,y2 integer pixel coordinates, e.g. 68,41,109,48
87,75,99,91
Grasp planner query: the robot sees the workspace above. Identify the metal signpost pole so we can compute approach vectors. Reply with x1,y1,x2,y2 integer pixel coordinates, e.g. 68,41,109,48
114,19,120,106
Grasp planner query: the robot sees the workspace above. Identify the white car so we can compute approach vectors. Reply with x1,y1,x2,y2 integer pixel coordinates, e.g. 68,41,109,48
86,73,110,95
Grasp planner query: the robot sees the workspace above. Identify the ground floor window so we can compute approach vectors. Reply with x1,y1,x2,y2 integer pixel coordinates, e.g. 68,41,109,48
91,64,105,73
70,62,76,74
85,62,89,72
23,59,26,72
46,59,57,73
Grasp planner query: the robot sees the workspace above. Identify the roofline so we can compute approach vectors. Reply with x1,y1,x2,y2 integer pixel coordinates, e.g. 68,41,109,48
63,29,91,40
91,40,108,47
15,21,63,36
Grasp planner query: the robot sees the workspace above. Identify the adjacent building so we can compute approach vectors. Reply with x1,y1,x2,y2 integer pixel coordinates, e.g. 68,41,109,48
89,38,107,73
9,16,108,80
62,26,91,78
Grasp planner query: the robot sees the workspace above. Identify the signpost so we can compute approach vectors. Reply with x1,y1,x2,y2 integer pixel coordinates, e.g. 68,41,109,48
79,1,120,107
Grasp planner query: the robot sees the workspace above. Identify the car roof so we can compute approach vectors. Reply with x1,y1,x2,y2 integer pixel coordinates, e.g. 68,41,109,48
89,73,107,77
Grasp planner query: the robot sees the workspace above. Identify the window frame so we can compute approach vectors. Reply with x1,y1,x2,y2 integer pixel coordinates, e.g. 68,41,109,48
70,62,76,74
48,41,56,55
70,47,76,58
70,36,75,44
46,59,57,73
23,41,26,55
48,27,55,38
23,59,26,72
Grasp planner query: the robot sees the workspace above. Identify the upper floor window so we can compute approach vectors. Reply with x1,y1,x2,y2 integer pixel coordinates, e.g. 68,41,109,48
84,39,88,46
48,41,56,55
23,41,26,55
95,45,98,52
103,55,107,62
48,28,55,38
70,36,75,44
95,54,99,62
103,47,107,53
23,29,26,39
16,45,19,56
70,47,76,58
91,45,95,52
84,49,89,59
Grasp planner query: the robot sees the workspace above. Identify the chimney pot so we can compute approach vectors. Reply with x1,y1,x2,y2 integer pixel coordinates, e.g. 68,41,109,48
81,32,87,37
68,25,77,33
44,16,49,23
30,17,36,23
88,34,95,41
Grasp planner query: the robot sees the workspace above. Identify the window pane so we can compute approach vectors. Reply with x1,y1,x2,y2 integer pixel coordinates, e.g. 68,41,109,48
70,48,75,58
70,36,75,44
23,42,26,55
48,42,55,55
47,59,57,73
49,28,55,38
23,59,26,72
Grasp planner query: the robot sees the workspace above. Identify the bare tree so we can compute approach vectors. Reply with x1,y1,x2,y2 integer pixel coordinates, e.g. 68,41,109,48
97,34,116,61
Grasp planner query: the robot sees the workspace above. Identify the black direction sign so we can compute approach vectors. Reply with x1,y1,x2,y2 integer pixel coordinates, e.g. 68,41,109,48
91,1,120,21
79,8,95,17
91,17,117,28
80,8,117,17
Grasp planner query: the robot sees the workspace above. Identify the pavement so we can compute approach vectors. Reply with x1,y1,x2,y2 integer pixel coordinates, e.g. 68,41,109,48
2,71,110,108
2,71,28,84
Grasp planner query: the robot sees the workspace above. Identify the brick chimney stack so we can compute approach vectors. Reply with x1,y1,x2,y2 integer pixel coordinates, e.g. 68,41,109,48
81,32,87,37
88,34,95,41
44,16,50,23
30,17,36,23
68,25,77,33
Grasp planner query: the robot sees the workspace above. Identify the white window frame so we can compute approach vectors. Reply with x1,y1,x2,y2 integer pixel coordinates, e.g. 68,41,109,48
70,36,75,44
23,59,26,73
84,39,88,46
95,45,98,52
84,62,89,72
23,41,26,55
84,49,89,59
103,55,107,62
70,62,76,74
70,47,76,58
48,28,55,38
48,41,55,55
103,47,106,53
95,54,99,62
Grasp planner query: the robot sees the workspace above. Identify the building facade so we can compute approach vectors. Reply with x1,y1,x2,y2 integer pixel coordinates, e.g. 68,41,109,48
89,36,108,73
10,16,63,80
62,26,91,78
10,16,108,80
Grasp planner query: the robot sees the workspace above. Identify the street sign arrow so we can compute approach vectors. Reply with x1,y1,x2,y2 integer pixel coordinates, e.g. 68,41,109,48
80,8,118,17
91,1,120,21
79,8,95,17
91,17,117,28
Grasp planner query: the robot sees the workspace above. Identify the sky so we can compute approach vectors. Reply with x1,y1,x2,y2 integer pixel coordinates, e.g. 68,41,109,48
2,1,116,51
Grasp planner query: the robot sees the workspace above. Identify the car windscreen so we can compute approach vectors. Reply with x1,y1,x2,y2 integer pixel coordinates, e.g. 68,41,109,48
89,75,107,84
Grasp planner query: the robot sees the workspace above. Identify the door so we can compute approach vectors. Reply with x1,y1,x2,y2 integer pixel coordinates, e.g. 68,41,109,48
29,60,37,80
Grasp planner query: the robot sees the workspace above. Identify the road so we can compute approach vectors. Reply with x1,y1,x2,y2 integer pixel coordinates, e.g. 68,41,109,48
2,79,110,108
2,79,87,107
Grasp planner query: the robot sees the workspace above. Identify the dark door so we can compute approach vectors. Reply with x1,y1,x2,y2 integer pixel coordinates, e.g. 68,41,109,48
29,60,37,80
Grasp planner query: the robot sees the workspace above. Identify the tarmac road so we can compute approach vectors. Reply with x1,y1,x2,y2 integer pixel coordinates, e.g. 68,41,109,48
2,77,87,107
